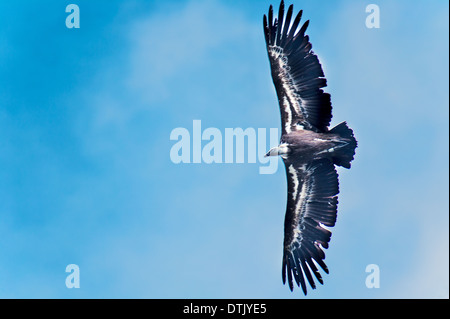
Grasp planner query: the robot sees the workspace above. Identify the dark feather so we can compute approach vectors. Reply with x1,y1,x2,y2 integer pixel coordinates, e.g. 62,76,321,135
280,5,293,47
276,0,284,46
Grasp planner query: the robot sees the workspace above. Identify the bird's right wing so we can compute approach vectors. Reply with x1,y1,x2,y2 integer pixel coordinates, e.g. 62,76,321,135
263,1,333,134
282,158,340,295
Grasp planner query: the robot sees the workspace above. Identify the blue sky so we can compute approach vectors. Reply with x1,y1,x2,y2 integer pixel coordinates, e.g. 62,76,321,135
0,0,448,298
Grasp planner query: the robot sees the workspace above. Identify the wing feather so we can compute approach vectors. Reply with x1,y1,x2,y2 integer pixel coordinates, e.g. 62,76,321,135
275,1,284,46
282,158,339,295
264,1,332,134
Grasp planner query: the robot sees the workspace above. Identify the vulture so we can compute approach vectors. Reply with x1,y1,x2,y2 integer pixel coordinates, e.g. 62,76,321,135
263,1,358,295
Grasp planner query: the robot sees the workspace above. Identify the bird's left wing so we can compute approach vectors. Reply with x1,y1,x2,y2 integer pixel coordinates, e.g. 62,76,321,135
282,158,339,295
263,1,332,134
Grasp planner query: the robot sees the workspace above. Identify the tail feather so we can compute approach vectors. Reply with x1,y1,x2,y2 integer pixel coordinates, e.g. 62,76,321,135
330,122,357,169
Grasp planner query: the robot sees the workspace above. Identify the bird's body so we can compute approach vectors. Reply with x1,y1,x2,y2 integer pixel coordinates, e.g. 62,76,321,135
274,123,357,167
263,1,358,295
280,130,346,161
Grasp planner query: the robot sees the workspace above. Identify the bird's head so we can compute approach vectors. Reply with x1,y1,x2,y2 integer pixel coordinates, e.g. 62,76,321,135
265,144,289,157
265,147,280,157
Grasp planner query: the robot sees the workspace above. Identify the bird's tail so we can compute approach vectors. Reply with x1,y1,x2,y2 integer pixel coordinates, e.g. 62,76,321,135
330,122,357,169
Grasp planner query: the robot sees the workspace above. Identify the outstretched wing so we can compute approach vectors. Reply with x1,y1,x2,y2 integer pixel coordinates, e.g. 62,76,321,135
263,1,332,134
282,158,339,295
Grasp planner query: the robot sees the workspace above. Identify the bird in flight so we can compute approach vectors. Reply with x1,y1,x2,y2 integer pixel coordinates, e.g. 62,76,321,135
263,1,358,295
